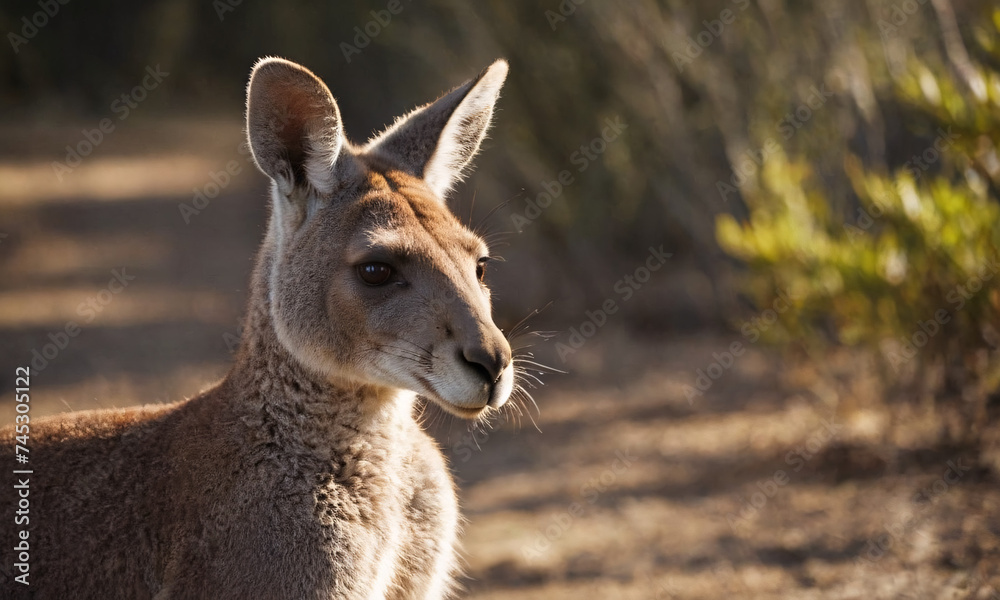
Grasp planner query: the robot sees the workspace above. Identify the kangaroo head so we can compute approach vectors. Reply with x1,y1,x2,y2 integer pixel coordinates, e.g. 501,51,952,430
245,57,512,418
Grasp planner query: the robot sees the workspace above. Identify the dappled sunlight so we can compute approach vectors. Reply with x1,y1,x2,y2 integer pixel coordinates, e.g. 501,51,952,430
2,1,998,597
2,233,170,280
0,155,245,205
0,118,254,205
1,362,230,421
0,286,238,328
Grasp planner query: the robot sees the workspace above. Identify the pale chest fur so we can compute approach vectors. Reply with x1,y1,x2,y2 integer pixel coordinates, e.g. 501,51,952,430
177,382,460,600
305,421,459,599
326,433,459,600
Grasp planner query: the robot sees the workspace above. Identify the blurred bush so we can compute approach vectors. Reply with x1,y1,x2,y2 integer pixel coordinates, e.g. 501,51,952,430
717,6,1000,447
0,0,996,353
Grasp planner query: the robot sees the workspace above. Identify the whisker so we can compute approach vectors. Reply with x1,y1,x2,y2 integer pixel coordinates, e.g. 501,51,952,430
364,347,423,366
472,192,521,237
393,339,435,358
414,398,430,427
515,370,546,388
514,358,566,375
481,232,513,251
379,345,424,361
481,229,512,243
509,334,559,353
468,188,477,228
512,386,541,432
504,302,553,339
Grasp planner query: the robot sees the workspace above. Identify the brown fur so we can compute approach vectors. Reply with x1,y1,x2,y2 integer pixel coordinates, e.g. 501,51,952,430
1,57,512,599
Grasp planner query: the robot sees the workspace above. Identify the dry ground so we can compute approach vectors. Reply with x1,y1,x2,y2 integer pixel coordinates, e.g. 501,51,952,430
1,120,998,599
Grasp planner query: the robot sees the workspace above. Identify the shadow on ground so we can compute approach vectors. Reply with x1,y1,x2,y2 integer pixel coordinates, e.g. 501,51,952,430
1,136,998,599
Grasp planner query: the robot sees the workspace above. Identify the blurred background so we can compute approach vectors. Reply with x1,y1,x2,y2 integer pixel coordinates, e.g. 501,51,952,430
2,0,1000,597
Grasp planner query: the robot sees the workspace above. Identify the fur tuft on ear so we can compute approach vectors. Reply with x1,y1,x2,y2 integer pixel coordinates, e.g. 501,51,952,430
365,60,509,199
246,57,344,197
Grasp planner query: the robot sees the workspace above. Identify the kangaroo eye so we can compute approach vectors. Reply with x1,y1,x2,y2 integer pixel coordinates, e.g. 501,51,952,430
476,258,489,282
358,263,393,286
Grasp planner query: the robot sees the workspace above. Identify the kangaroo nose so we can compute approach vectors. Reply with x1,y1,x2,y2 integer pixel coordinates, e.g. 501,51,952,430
462,345,509,384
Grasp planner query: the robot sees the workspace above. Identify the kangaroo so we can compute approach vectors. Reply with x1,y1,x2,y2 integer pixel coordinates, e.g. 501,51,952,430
2,57,513,599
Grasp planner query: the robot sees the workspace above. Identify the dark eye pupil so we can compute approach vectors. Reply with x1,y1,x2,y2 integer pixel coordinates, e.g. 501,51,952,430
358,263,392,285
476,263,486,281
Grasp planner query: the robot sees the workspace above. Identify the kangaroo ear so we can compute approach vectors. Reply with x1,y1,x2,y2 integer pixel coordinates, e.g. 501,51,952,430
366,60,508,199
246,57,344,197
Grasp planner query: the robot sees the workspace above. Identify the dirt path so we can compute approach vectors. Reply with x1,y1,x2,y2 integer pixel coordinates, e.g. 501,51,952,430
441,333,1000,599
1,127,997,598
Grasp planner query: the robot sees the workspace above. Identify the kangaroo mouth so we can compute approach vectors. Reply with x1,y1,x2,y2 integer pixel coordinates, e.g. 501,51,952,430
416,389,491,419
413,368,510,419
422,386,509,419
436,401,490,419
415,380,493,419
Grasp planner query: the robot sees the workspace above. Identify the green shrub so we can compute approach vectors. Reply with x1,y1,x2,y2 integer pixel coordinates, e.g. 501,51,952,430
716,14,1000,445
